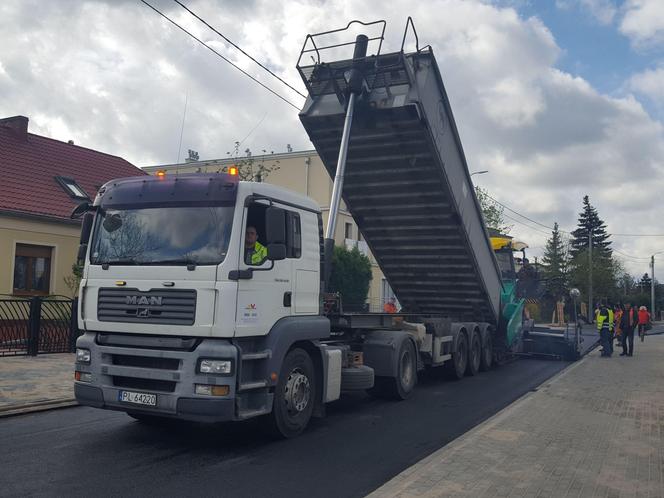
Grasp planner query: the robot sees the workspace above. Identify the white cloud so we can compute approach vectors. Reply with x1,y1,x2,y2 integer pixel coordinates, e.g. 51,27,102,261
1,0,664,278
629,66,664,104
620,0,664,48
556,0,618,25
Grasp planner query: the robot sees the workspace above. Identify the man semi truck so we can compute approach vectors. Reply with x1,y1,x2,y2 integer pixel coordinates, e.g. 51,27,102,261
73,20,527,438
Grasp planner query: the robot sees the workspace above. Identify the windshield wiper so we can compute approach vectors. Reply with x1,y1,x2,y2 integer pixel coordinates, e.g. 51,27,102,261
96,259,139,266
140,259,195,266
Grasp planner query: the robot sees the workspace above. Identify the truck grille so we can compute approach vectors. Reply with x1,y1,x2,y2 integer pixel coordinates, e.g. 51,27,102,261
111,354,180,370
97,288,197,326
112,376,176,393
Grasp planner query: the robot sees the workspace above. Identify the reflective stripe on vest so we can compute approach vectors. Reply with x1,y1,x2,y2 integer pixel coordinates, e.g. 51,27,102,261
250,242,268,265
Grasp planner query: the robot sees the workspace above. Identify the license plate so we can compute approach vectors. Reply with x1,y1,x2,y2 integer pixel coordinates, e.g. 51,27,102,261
118,390,157,406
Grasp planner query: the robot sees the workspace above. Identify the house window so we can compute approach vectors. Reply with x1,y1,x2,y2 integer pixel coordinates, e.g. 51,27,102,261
54,176,89,200
345,222,353,240
13,244,52,295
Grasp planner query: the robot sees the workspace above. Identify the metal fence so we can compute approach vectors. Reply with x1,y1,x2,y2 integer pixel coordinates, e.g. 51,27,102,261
0,296,80,357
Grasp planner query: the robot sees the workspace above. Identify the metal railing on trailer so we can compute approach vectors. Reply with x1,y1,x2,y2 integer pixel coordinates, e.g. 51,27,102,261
0,295,80,357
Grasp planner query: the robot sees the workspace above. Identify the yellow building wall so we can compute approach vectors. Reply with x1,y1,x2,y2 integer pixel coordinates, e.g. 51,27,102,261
0,215,81,297
145,151,390,308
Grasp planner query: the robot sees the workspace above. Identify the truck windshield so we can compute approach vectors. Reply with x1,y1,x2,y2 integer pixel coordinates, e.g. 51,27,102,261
90,206,234,266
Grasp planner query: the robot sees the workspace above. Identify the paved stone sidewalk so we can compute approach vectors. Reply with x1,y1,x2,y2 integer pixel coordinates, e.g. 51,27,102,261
369,335,664,498
0,353,75,416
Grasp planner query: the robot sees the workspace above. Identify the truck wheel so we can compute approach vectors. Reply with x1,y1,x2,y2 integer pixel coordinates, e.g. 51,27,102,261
480,331,493,371
466,330,481,376
368,339,417,400
447,331,468,380
266,348,315,439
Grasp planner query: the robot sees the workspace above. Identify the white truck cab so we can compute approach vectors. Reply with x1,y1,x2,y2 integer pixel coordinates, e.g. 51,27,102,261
74,173,340,437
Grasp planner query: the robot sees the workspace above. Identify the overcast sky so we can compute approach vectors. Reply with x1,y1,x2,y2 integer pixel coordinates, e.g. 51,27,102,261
2,0,664,280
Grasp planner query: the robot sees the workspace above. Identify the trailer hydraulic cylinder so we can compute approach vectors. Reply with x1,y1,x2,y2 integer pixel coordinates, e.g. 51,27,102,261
324,35,367,292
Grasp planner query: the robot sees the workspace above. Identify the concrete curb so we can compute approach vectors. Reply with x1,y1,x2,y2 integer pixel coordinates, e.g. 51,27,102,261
0,399,78,418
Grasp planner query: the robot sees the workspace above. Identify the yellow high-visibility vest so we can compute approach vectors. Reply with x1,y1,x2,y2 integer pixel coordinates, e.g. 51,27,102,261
596,308,614,331
247,241,268,265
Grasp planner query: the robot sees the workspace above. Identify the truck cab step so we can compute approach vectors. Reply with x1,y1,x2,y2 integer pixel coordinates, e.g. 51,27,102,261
239,380,269,392
236,407,271,420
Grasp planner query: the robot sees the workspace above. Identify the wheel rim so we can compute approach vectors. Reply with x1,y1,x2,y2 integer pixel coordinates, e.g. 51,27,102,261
472,336,480,367
400,349,414,388
284,368,311,414
458,337,467,371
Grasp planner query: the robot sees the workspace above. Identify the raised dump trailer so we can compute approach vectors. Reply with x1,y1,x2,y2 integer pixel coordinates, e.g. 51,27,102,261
298,20,512,337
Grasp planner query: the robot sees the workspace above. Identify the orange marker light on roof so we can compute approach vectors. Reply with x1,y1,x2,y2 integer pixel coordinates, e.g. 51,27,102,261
229,166,238,176
156,170,166,179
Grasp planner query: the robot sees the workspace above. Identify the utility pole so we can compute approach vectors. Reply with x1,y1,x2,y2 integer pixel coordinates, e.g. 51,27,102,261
651,255,655,318
588,231,593,322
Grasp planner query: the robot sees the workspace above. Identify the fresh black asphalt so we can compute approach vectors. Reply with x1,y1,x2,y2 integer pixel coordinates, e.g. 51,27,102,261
0,355,574,498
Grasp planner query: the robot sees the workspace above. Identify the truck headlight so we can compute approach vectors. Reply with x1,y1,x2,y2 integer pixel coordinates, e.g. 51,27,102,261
198,359,233,375
76,348,91,363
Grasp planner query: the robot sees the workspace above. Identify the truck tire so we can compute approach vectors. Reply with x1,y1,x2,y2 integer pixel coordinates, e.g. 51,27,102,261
447,330,468,380
341,365,375,391
480,330,493,371
265,348,316,439
466,330,481,376
368,339,417,400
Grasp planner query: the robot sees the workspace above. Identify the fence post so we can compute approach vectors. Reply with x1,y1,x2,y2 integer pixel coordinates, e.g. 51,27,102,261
69,297,79,352
28,297,42,356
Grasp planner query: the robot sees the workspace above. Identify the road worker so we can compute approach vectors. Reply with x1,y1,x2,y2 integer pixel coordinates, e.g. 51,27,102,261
383,297,397,314
596,303,614,357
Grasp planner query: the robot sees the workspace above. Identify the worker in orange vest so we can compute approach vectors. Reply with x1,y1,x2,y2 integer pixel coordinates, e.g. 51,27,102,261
638,306,651,342
613,305,623,347
383,297,397,314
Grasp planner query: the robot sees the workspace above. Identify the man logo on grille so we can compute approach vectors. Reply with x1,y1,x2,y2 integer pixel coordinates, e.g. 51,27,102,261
136,308,150,318
126,296,163,306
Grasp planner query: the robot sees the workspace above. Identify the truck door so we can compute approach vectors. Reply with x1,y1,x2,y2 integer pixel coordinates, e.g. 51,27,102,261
235,202,293,337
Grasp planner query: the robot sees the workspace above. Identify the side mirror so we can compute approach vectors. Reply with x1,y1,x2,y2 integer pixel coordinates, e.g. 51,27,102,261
267,243,286,261
77,243,88,263
102,213,122,233
265,207,286,244
71,201,92,219
80,212,94,244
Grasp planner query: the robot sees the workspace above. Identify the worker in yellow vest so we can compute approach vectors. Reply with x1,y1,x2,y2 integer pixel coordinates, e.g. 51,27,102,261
245,226,267,265
596,303,614,357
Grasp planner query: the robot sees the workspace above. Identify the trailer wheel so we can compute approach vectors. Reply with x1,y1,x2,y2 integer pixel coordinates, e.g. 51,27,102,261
265,348,315,439
368,339,417,400
466,330,481,376
447,331,468,380
480,331,493,371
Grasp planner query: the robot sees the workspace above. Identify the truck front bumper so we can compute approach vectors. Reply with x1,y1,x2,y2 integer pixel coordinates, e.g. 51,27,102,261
74,383,235,422
74,332,239,423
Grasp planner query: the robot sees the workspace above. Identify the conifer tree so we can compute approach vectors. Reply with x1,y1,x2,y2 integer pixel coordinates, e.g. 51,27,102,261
570,195,612,258
569,196,618,301
541,222,568,299
639,273,652,292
